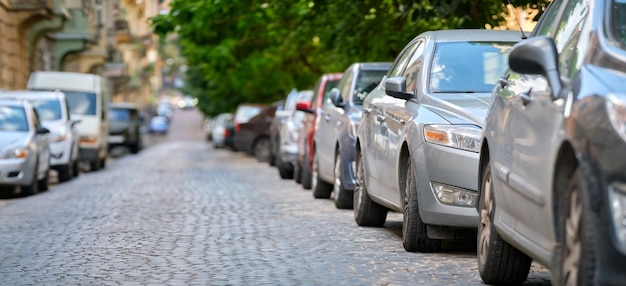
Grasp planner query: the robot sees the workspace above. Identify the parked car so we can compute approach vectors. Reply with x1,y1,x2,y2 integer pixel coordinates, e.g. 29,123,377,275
108,102,143,154
477,0,626,284
148,115,169,134
28,71,110,171
269,89,298,167
0,90,80,182
312,62,391,209
277,90,313,180
354,29,520,253
0,99,51,195
211,113,234,149
234,102,280,162
294,73,342,189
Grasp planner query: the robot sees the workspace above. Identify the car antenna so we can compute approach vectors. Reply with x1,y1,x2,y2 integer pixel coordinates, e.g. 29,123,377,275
506,0,528,39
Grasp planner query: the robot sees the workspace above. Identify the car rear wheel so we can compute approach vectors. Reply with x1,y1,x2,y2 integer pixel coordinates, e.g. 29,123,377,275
38,169,49,192
277,156,294,180
22,162,39,196
333,151,353,209
57,163,73,182
253,137,270,163
478,160,531,284
72,159,80,178
294,159,303,184
312,151,332,198
353,151,387,226
301,147,313,190
403,159,441,252
558,167,594,286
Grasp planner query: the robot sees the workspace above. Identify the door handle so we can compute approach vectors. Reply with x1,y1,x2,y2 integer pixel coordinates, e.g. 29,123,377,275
519,88,532,106
376,115,385,122
324,115,331,122
363,108,372,115
498,77,510,88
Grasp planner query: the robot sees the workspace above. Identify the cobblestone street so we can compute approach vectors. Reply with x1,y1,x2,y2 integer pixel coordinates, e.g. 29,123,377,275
0,109,552,285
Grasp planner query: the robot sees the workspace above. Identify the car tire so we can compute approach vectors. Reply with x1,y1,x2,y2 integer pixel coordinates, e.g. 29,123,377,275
72,159,80,178
253,137,270,163
38,169,49,192
130,139,142,154
478,160,531,284
353,151,387,226
301,148,313,190
57,163,72,182
22,162,39,196
333,151,353,209
294,160,303,184
557,167,594,286
277,156,294,180
90,158,100,172
312,151,332,198
403,159,441,252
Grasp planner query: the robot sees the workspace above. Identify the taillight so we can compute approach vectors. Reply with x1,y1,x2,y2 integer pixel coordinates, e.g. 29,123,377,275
235,122,240,133
224,129,231,137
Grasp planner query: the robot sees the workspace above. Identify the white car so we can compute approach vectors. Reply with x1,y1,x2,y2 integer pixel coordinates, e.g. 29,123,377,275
0,91,80,182
0,99,51,195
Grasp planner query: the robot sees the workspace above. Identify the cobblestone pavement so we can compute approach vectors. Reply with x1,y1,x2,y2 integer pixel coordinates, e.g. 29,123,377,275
0,108,552,285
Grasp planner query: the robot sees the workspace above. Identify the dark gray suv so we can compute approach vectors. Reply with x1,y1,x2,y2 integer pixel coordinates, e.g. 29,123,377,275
478,0,626,284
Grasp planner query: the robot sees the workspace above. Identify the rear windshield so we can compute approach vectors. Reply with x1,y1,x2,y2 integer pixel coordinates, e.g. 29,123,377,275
63,91,97,115
0,105,28,132
235,106,263,123
30,99,62,121
429,41,515,93
109,108,132,121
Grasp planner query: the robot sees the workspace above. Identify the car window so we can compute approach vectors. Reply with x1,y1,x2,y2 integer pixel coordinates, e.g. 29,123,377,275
402,40,426,92
0,105,28,131
235,106,263,123
353,69,388,104
63,91,97,115
387,40,420,78
611,0,626,50
533,0,564,37
429,41,515,93
339,68,355,103
322,79,340,103
110,108,132,121
553,0,591,78
30,99,62,121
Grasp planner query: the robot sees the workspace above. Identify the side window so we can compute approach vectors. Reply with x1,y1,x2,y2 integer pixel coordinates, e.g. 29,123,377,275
553,0,590,78
31,108,41,129
401,40,425,92
339,68,354,103
386,40,419,78
533,0,564,37
311,78,322,106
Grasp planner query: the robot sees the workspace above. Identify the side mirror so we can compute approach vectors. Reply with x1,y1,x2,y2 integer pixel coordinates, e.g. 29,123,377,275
385,76,414,100
509,36,562,99
275,110,291,119
295,101,313,114
36,126,50,134
329,88,344,108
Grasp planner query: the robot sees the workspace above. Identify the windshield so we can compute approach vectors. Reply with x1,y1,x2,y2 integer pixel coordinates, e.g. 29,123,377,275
0,105,28,132
612,0,626,50
109,108,132,121
30,99,62,121
354,69,388,104
429,41,515,93
235,106,263,123
63,91,97,115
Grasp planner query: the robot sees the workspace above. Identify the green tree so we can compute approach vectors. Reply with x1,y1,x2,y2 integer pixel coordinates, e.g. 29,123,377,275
152,0,549,116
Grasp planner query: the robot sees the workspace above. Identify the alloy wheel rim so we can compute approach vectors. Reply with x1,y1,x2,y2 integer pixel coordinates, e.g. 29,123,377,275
402,166,411,241
562,189,582,285
312,153,318,190
354,156,364,214
478,172,493,265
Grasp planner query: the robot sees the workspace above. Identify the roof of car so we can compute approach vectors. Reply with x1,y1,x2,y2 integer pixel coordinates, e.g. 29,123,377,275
355,62,393,71
424,29,525,42
0,98,27,107
0,90,65,100
110,102,139,110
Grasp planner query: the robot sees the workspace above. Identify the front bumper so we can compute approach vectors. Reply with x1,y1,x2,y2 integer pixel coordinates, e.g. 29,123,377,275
413,142,479,228
0,157,36,186
49,139,72,166
279,143,298,165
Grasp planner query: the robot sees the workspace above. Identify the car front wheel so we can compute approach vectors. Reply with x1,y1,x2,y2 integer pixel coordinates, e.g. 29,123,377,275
478,160,531,284
333,151,352,209
403,158,440,252
312,151,332,198
353,151,387,226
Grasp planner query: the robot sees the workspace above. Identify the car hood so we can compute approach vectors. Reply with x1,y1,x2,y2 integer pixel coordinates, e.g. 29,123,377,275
422,92,491,126
0,131,29,148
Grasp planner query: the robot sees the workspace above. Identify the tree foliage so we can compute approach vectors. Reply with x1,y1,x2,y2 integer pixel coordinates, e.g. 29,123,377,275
151,0,549,116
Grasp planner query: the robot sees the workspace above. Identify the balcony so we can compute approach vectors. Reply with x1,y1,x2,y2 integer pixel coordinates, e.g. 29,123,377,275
5,0,54,11
104,63,130,84
114,19,132,44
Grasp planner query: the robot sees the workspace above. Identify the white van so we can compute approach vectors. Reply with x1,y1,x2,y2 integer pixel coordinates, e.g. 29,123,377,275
28,71,110,171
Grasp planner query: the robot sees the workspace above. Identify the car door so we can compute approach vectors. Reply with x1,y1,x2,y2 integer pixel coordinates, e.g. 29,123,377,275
379,39,426,202
507,0,589,252
318,69,354,181
31,108,50,176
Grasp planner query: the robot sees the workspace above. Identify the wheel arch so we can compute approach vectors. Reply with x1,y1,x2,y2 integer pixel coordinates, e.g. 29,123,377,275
478,139,491,212
398,141,411,206
552,141,578,243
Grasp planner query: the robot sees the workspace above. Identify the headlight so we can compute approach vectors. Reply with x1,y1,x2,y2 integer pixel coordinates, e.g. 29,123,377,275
423,124,481,152
609,181,626,249
53,129,67,142
1,146,28,159
607,94,626,142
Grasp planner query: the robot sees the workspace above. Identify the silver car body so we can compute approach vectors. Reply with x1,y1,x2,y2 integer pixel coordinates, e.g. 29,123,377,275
211,113,233,148
357,30,520,228
279,90,313,165
0,99,50,187
0,91,79,169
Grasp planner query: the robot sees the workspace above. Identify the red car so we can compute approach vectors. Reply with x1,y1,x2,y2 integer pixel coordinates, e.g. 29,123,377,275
294,73,342,189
